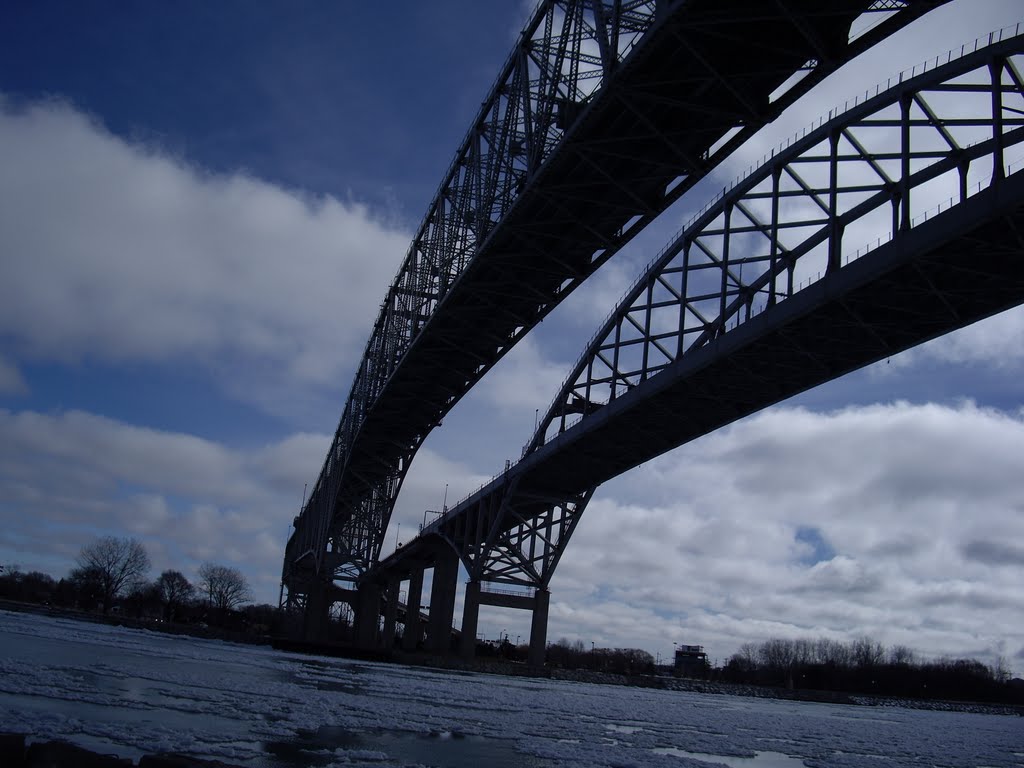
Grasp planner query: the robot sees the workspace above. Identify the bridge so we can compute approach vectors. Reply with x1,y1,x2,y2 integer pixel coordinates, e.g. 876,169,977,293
281,0,951,640
366,28,1024,665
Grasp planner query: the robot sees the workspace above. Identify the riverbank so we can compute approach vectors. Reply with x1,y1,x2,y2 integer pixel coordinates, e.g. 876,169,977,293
0,599,271,647
3,600,1019,717
396,651,1023,717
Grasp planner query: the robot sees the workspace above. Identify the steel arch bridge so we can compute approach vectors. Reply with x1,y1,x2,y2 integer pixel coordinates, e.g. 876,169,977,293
371,29,1024,664
281,0,946,633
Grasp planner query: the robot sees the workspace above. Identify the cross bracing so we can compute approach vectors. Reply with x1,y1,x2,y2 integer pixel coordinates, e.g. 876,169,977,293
283,0,949,615
532,29,1024,456
375,29,1024,596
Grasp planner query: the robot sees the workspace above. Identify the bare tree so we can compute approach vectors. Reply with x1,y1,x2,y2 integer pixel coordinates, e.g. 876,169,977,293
814,637,851,667
198,563,251,613
155,569,194,621
851,635,886,668
75,536,150,613
889,644,916,666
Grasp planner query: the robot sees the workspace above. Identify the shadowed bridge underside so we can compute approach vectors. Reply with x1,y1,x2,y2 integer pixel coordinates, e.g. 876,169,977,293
282,0,946,627
370,31,1024,663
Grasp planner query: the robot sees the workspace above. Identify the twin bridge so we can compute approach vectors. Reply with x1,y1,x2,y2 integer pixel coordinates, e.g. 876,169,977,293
281,0,1024,665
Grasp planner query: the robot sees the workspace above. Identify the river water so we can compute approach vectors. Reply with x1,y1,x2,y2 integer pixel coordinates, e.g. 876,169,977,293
0,609,1020,767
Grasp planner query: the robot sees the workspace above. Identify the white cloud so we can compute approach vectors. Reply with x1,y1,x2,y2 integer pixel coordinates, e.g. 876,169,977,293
0,96,410,405
0,407,330,601
540,401,1024,670
897,306,1024,369
0,405,494,602
472,337,569,416
387,448,492,544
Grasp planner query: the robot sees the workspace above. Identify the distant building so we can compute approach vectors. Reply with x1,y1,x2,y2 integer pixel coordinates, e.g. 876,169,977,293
674,644,709,678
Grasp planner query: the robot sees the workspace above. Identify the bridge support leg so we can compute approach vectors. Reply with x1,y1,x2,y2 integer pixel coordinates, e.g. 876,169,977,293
381,580,399,649
402,568,424,651
426,550,459,655
528,588,550,667
303,580,331,642
354,582,381,648
460,580,481,659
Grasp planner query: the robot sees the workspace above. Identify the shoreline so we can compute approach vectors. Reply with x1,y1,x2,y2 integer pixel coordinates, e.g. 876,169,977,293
3,600,1020,718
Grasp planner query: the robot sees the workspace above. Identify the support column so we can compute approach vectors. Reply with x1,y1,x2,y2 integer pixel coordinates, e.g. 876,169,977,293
353,582,381,648
381,580,399,649
402,568,424,652
426,549,459,655
303,580,331,642
460,580,481,659
528,588,550,667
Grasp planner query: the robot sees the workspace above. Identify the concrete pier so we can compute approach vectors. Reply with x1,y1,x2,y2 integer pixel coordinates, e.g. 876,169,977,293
402,568,424,651
425,550,458,654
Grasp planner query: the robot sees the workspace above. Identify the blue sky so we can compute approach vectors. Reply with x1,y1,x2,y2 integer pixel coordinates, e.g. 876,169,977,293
2,1,1024,672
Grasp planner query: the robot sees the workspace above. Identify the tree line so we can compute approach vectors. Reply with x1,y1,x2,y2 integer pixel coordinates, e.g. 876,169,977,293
721,635,1020,704
0,535,266,631
546,637,656,674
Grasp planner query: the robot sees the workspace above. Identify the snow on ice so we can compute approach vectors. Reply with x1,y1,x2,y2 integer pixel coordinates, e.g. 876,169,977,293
0,610,1020,767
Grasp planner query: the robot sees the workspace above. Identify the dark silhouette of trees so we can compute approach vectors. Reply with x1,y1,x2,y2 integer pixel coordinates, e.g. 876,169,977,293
0,566,57,604
198,562,251,613
546,638,655,674
1,539,275,638
155,570,194,621
73,536,150,614
66,565,106,609
124,581,163,619
722,635,1021,704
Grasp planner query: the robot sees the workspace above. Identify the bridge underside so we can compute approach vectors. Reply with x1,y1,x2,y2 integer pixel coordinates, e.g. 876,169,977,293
369,171,1024,663
520,176,1024,494
359,28,1024,663
283,0,946,624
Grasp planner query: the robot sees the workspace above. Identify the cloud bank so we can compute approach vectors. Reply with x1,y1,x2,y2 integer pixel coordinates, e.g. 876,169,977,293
0,96,409,403
543,400,1024,669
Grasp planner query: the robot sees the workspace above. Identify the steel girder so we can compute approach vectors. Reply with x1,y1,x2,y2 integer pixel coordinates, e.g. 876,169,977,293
433,473,595,588
283,0,949,609
374,29,1024,594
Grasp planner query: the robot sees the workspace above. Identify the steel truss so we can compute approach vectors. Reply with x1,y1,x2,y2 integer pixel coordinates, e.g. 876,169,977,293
284,0,948,611
437,476,595,588
382,29,1024,596
534,29,1024,451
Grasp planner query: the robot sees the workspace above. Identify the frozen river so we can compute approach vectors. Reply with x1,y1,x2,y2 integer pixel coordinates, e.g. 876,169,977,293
0,610,1020,767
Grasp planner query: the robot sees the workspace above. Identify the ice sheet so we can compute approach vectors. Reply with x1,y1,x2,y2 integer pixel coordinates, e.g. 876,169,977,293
1,610,1020,767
